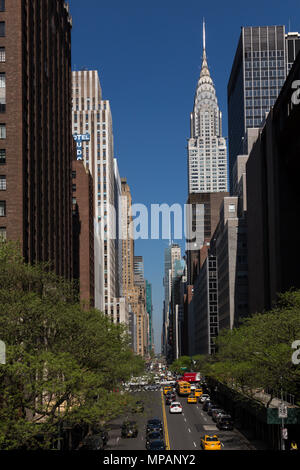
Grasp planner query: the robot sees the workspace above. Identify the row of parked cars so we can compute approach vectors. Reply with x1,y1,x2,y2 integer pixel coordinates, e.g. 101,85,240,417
202,396,234,430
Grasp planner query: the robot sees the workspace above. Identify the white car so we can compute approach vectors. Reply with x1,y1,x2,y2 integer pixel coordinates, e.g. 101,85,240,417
200,394,210,403
169,402,182,414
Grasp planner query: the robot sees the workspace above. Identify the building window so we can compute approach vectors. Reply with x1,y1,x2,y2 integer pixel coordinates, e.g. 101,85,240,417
0,124,6,139
0,226,6,240
0,22,5,37
0,73,6,112
0,47,5,62
0,1,4,11
0,200,5,216
228,204,235,213
72,184,76,192
0,175,5,190
0,149,5,164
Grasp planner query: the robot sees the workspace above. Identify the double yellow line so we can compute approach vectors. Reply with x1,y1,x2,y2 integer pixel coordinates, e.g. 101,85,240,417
161,390,171,450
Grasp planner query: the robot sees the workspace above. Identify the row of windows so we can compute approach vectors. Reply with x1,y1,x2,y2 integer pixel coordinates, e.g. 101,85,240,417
245,79,284,88
246,98,276,107
246,118,263,126
245,88,279,97
245,50,284,59
245,59,284,68
246,69,285,78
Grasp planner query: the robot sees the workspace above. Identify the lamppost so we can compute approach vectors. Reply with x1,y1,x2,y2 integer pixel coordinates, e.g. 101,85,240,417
279,376,288,451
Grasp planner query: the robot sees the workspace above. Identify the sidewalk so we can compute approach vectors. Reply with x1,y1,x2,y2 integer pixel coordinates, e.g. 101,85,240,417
234,423,271,450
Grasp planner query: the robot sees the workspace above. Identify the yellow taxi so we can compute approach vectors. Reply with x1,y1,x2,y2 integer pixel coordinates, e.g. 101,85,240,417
200,435,222,450
194,388,203,398
187,393,197,404
163,386,172,395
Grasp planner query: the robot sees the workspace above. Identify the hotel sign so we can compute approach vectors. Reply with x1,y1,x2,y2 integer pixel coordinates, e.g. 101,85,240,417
73,133,90,160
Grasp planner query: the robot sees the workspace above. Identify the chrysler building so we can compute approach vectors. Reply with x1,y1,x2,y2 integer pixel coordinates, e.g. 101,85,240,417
188,21,227,193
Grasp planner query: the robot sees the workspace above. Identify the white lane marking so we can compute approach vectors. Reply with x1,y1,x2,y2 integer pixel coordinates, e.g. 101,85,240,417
193,442,197,447
188,428,191,433
116,437,120,444
184,417,187,422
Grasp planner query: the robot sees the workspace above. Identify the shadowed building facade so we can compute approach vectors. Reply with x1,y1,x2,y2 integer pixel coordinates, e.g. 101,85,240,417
0,1,73,279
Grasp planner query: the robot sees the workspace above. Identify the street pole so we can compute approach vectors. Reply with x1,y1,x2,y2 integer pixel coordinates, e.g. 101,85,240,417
280,381,285,451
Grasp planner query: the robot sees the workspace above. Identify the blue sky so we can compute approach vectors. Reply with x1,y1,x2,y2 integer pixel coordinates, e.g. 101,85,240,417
69,0,300,353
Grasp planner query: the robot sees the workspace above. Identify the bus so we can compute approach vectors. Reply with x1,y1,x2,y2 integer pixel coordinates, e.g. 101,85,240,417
176,381,191,396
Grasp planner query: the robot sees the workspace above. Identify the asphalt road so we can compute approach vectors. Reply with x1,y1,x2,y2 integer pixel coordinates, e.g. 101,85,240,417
106,389,255,451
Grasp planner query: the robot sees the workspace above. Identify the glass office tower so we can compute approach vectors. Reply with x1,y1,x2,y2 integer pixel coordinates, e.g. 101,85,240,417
227,26,298,194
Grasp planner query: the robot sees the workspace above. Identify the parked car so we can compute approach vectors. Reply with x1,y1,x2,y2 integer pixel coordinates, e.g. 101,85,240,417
121,421,138,438
200,394,210,403
207,403,220,416
216,415,234,431
202,400,211,412
212,409,226,422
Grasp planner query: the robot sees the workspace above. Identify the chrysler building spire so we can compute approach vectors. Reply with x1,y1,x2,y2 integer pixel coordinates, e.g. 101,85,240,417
187,21,228,193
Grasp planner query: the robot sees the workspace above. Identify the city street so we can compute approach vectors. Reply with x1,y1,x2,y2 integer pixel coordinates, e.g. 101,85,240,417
106,390,255,451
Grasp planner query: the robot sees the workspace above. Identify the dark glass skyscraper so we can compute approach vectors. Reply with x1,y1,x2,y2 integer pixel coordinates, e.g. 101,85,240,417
227,25,300,194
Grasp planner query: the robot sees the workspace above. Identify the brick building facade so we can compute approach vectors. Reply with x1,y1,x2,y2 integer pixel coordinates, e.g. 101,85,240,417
0,1,73,279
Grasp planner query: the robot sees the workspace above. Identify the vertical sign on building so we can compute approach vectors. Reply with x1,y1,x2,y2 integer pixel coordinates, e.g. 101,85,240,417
73,133,90,160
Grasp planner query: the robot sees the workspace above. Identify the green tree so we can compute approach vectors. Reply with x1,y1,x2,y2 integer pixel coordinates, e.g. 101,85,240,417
0,241,144,449
204,290,300,405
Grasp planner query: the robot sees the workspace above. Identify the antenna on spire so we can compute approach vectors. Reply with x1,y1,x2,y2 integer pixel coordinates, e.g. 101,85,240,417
203,18,206,52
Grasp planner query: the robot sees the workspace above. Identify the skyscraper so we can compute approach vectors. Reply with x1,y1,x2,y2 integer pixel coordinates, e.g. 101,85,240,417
145,280,154,353
162,243,181,358
121,178,148,356
188,21,227,194
72,70,117,314
0,1,73,279
228,25,300,193
134,256,145,288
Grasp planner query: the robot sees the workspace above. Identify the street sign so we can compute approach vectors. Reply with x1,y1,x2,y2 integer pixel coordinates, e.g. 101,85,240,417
278,403,288,419
282,428,288,440
180,367,187,370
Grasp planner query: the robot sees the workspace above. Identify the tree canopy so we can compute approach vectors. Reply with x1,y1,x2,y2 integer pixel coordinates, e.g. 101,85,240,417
171,291,300,406
0,242,144,449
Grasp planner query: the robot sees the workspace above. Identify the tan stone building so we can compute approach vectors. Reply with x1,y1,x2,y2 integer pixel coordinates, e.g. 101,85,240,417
121,178,148,357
